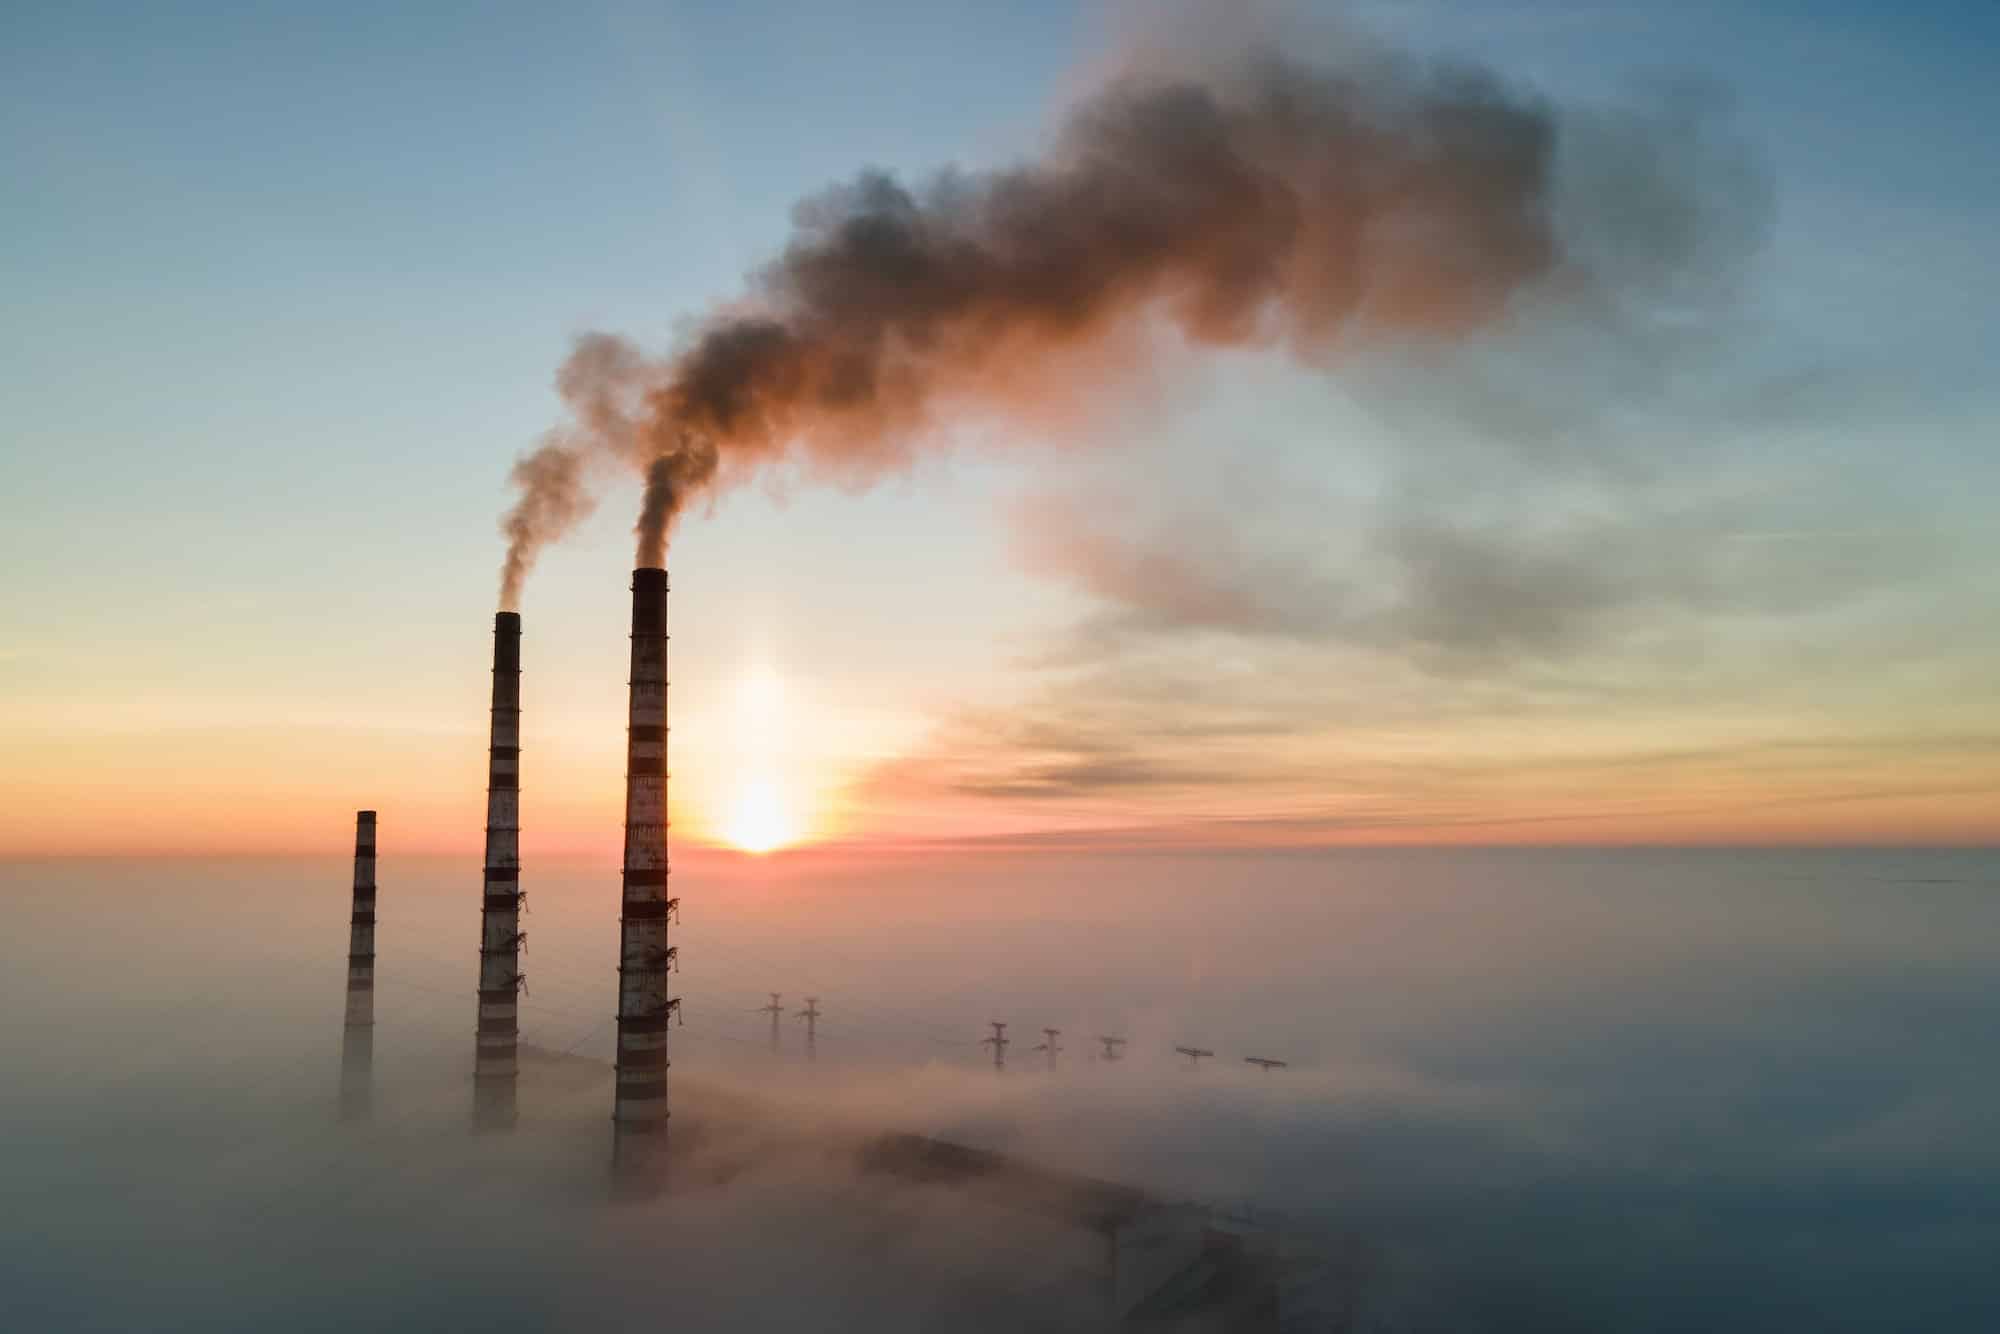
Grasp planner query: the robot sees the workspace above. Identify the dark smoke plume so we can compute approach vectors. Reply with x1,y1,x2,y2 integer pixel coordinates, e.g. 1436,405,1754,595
500,46,1728,580
495,333,654,607
498,440,594,609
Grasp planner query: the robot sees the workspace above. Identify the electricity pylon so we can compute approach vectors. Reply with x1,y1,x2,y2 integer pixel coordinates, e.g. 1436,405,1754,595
981,1021,1009,1072
1175,1045,1214,1070
1244,1056,1289,1074
1031,1027,1062,1070
795,996,821,1062
1097,1035,1127,1062
759,992,784,1053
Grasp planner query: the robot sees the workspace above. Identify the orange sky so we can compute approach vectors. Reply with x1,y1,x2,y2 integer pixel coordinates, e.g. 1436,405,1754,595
6,4,1998,861
4,682,1994,858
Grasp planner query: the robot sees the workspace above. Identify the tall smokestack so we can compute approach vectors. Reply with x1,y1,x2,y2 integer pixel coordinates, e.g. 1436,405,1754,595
475,611,523,1130
339,810,376,1121
613,568,676,1171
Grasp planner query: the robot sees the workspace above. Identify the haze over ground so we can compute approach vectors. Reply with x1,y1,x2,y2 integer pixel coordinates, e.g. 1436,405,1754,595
7,849,1999,1329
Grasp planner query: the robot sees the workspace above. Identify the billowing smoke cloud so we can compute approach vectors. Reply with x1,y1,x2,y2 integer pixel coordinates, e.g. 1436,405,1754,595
495,42,1718,584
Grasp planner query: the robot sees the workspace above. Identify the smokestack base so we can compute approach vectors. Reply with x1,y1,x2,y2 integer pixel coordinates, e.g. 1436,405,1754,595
610,1124,672,1200
338,1026,373,1122
473,1077,518,1132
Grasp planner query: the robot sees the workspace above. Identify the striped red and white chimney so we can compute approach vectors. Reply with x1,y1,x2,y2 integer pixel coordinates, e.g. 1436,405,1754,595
613,568,676,1164
475,611,523,1129
339,809,376,1119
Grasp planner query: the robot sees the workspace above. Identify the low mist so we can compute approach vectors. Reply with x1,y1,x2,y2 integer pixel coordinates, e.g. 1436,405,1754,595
6,849,1998,1330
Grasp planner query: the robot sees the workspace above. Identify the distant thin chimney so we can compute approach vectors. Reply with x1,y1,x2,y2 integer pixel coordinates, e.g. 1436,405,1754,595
339,810,376,1120
475,611,523,1130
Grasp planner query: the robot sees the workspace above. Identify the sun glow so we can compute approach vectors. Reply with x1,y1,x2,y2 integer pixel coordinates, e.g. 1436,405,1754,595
719,665,804,853
725,776,796,854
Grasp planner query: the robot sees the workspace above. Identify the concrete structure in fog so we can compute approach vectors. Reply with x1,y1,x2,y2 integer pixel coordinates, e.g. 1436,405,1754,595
339,809,376,1120
475,611,524,1130
613,568,677,1168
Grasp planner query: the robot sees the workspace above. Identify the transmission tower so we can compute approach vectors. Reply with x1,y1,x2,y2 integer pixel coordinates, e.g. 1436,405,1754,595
795,996,821,1062
759,992,784,1053
981,1021,1010,1072
1244,1056,1289,1074
1175,1045,1215,1070
1097,1035,1127,1062
1031,1027,1062,1071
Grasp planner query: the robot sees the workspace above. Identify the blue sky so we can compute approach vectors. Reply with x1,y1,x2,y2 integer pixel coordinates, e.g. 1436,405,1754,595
3,0,1996,853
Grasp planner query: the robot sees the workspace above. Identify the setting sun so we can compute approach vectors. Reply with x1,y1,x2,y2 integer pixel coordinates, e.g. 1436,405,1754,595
720,665,802,852
724,776,796,854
